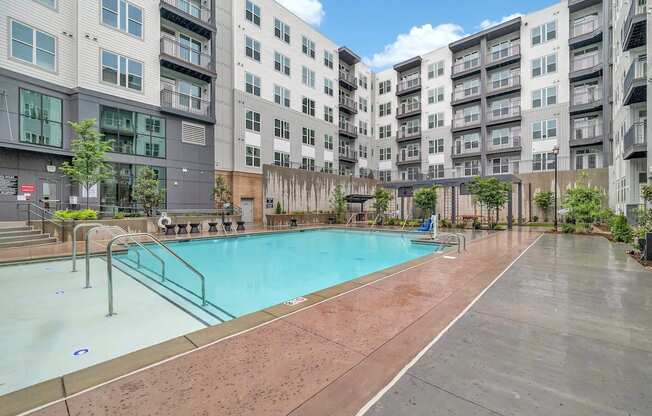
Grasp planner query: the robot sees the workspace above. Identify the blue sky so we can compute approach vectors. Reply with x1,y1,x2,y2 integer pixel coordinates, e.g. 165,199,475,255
277,0,559,70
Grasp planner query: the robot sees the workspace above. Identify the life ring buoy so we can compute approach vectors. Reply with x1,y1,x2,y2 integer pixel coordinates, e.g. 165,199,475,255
158,212,172,229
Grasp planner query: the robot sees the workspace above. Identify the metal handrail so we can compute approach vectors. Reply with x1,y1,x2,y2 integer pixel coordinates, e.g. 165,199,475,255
17,202,65,241
454,233,467,251
106,233,207,316
370,214,382,229
86,226,166,290
345,213,356,227
71,223,103,272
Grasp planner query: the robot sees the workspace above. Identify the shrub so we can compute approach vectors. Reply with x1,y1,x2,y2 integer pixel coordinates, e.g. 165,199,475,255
562,223,575,233
575,222,591,234
472,218,481,230
533,191,553,222
563,183,603,225
439,218,452,228
597,208,615,226
54,209,98,220
532,215,539,223
113,212,125,220
275,202,283,214
610,214,633,243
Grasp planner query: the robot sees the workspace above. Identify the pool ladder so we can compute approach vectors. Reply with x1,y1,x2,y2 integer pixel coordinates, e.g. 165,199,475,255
435,233,467,254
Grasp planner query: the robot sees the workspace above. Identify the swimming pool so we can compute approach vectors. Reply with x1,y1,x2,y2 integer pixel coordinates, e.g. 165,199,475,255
115,229,441,323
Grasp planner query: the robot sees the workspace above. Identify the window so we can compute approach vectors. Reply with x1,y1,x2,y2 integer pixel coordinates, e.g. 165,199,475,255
429,86,444,104
379,102,392,117
378,80,391,95
274,52,290,75
379,171,392,182
274,151,290,167
324,134,333,150
428,60,445,79
324,51,334,69
302,97,315,116
274,85,290,107
302,127,315,145
531,21,556,45
245,0,261,26
245,72,261,96
359,121,368,136
245,36,261,62
455,160,479,176
492,158,510,174
359,75,368,89
274,18,290,43
246,145,261,167
429,164,444,179
428,113,445,129
533,152,556,171
532,86,557,108
429,138,444,154
35,0,56,8
379,125,392,139
532,53,557,77
324,106,333,123
100,106,166,158
245,110,261,132
19,89,62,147
532,119,557,140
359,145,368,158
359,97,368,112
10,20,56,72
302,36,315,58
379,147,392,161
301,157,315,171
101,50,142,91
323,161,334,174
302,66,315,88
101,0,143,37
274,119,290,139
324,78,334,96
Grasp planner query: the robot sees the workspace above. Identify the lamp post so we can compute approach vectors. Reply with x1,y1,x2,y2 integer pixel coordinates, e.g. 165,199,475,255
552,145,560,232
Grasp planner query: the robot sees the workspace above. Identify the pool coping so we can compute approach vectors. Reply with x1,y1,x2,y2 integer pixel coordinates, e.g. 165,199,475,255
0,229,487,416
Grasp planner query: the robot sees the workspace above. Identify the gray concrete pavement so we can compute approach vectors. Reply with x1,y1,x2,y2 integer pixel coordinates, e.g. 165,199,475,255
365,234,652,416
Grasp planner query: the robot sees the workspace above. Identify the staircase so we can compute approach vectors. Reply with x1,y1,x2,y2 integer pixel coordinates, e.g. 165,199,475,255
0,225,57,249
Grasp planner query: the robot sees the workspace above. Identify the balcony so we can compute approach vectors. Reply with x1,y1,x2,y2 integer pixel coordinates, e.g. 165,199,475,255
622,0,647,51
452,114,481,132
160,37,215,82
485,45,521,69
451,85,481,106
160,89,213,123
396,153,421,166
396,128,421,143
451,58,481,79
624,59,647,106
570,53,602,81
570,88,603,114
160,0,214,37
339,71,358,90
338,147,358,163
569,18,603,49
396,102,422,119
570,120,603,147
486,105,521,126
339,96,358,114
489,161,520,176
486,135,522,154
338,122,358,139
451,141,481,159
623,122,647,160
486,75,521,97
396,78,421,96
569,0,602,12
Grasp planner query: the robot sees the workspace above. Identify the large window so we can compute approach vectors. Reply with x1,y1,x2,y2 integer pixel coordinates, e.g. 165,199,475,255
246,145,261,167
245,72,261,96
532,152,557,171
532,53,557,77
302,66,315,88
302,127,315,145
274,18,290,43
19,89,62,147
10,20,56,72
101,0,143,37
532,86,557,108
531,21,556,45
302,36,315,58
245,0,261,26
274,119,290,139
101,164,166,209
245,110,261,132
274,52,290,76
101,50,143,91
100,106,166,158
274,151,290,167
274,85,290,107
532,119,557,140
34,0,57,9
245,36,261,62
302,97,315,116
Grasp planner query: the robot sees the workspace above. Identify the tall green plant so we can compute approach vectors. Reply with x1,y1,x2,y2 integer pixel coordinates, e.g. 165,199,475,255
373,187,392,218
467,177,510,228
331,185,346,223
533,191,553,222
59,119,113,208
563,184,602,226
413,185,439,218
132,167,165,217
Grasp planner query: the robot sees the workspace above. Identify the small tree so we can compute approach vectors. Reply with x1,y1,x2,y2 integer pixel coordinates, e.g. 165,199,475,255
467,177,511,228
132,167,165,217
533,191,553,222
413,185,439,218
563,184,602,226
59,119,113,208
373,187,392,220
213,175,232,222
331,185,346,223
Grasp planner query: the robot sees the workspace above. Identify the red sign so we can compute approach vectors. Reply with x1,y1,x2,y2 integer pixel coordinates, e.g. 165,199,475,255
20,184,36,193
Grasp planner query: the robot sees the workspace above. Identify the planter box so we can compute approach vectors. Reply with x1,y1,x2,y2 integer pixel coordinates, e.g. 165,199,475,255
266,213,334,226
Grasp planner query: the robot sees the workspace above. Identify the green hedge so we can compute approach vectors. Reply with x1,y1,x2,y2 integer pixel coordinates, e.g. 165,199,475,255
53,209,99,220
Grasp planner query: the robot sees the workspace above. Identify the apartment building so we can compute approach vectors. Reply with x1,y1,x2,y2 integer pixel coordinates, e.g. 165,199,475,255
609,0,649,220
0,0,217,220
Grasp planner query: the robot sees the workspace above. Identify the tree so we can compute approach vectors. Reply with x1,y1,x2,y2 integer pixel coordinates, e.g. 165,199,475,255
213,175,232,222
533,191,553,222
373,187,392,219
330,185,346,223
132,167,165,217
467,177,511,228
59,119,113,208
563,183,603,226
413,185,439,218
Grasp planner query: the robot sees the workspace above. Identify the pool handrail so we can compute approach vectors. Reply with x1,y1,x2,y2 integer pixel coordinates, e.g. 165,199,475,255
86,226,165,289
454,233,467,251
106,233,207,316
370,214,382,229
345,213,356,227
435,232,463,254
71,223,103,272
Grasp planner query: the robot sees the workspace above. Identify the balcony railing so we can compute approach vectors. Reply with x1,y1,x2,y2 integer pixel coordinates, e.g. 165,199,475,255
572,121,603,141
339,123,358,137
486,135,521,152
161,0,212,23
571,53,601,72
160,37,213,70
453,113,481,129
490,161,520,175
397,102,421,117
625,58,647,92
338,147,358,161
396,128,421,141
452,85,480,102
486,105,521,122
396,153,421,164
160,89,211,117
623,0,647,50
397,78,421,94
452,58,480,75
339,96,357,113
572,88,602,106
486,75,520,93
339,71,358,87
452,142,481,156
624,122,647,148
486,45,520,64
571,18,601,38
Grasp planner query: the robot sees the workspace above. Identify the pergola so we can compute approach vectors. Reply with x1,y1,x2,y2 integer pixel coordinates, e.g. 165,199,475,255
382,174,523,229
344,194,374,213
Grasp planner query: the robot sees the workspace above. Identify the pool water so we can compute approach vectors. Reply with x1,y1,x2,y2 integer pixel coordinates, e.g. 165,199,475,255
116,229,440,322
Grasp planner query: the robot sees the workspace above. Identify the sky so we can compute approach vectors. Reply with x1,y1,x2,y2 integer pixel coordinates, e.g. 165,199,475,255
276,0,560,70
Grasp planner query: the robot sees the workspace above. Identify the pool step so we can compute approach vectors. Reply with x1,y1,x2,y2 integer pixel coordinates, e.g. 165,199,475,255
0,227,57,249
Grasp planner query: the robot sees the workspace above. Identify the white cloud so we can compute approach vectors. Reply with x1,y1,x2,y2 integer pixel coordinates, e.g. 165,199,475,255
363,23,465,70
479,13,523,30
276,0,325,26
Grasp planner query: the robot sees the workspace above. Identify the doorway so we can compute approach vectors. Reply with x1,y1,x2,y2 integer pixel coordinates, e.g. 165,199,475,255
241,198,254,223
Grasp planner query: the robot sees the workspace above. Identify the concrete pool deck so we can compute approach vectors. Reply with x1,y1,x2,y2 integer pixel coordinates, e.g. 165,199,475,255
5,230,541,416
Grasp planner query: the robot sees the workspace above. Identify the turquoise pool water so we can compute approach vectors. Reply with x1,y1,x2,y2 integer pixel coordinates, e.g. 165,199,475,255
116,229,440,321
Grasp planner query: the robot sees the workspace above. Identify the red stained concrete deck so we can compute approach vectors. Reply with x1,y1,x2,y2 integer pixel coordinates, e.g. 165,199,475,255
31,230,540,416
